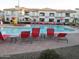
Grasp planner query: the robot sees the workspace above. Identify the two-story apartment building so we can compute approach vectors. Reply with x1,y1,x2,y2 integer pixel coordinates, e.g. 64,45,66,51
3,6,25,23
24,8,76,23
3,6,76,24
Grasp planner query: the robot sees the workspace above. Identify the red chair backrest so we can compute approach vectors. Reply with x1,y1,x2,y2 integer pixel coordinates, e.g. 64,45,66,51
32,28,40,38
0,32,4,40
47,28,54,36
21,31,30,38
57,33,67,37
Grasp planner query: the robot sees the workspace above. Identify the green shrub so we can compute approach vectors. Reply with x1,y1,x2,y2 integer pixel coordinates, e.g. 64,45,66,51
38,49,62,59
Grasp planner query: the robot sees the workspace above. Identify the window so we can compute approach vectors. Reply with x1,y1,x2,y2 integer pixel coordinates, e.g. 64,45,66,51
19,18,25,22
65,19,69,23
49,18,54,22
40,12,45,16
49,13,54,16
33,19,36,22
58,13,62,17
25,18,28,21
65,13,70,17
57,20,60,23
39,18,45,22
25,12,29,15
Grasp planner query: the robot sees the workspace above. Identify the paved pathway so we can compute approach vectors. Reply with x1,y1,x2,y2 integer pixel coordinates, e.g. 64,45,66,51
0,33,79,57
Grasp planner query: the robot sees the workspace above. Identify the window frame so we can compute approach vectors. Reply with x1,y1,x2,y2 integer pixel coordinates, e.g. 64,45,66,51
65,13,70,17
49,13,54,16
39,12,45,16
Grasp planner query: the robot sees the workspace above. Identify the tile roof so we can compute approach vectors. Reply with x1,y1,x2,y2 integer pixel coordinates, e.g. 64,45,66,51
3,7,76,13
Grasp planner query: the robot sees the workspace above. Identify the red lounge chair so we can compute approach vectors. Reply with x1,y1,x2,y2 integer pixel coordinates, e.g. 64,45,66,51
0,32,11,43
47,28,54,39
37,22,42,24
37,22,40,24
41,22,45,25
3,34,11,43
53,22,56,25
56,33,68,43
3,34,11,39
31,22,34,24
20,31,30,42
45,22,49,24
31,22,36,24
47,22,53,25
32,28,40,41
37,22,45,25
0,32,4,41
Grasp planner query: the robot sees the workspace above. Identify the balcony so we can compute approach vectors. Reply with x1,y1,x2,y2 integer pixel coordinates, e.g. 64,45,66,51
65,13,70,17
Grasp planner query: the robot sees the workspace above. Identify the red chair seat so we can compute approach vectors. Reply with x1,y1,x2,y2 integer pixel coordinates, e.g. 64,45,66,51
32,28,40,39
21,31,30,39
47,28,54,36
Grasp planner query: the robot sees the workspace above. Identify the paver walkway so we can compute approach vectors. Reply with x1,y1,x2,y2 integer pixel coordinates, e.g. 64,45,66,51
0,33,79,57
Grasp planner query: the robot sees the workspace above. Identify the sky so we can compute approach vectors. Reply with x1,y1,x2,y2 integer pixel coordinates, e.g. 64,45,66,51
0,0,79,10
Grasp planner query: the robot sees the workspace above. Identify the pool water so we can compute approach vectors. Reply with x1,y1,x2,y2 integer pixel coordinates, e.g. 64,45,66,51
0,25,74,36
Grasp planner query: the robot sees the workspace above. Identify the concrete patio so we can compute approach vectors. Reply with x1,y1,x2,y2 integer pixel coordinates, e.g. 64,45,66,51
0,33,79,58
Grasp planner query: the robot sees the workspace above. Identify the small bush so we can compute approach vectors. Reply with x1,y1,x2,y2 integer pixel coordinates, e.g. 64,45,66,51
38,49,62,59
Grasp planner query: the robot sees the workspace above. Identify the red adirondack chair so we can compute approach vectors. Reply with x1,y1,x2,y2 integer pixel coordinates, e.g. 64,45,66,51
47,28,54,39
0,32,4,41
56,33,68,43
32,28,40,40
20,31,30,42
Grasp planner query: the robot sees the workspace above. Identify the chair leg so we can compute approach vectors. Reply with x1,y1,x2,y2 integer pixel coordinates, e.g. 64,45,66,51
48,36,54,40
64,37,68,44
40,34,46,41
55,37,68,43
29,37,33,44
65,37,68,44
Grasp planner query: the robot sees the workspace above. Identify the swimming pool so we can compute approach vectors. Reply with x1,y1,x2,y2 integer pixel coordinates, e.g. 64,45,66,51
0,25,75,36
